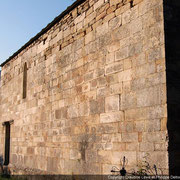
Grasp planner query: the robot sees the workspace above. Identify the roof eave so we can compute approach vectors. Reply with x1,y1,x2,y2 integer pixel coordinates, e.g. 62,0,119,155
1,0,86,67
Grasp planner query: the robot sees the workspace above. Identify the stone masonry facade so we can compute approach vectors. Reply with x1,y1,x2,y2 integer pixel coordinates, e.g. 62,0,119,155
0,0,169,175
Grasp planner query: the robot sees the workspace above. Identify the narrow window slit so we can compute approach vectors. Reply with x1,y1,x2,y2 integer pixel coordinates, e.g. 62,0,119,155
23,62,27,99
130,0,133,8
43,38,47,45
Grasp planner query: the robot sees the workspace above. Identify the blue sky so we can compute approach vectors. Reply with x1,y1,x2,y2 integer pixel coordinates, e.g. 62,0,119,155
0,0,74,65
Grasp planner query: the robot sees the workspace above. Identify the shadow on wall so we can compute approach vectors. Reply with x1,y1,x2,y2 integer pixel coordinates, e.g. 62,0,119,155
163,0,180,175
0,155,11,177
0,155,3,173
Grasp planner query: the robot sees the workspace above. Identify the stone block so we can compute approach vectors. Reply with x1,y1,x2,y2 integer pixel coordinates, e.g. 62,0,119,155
97,87,109,97
110,83,122,95
115,3,130,16
134,63,156,78
122,9,131,25
112,151,137,166
107,41,121,53
106,73,119,85
102,164,115,174
130,18,143,34
79,102,89,117
123,80,131,93
110,0,122,6
67,105,79,118
84,11,96,25
115,46,129,61
131,77,146,91
136,86,161,107
47,157,58,173
11,154,18,164
140,142,154,152
103,12,115,23
126,142,139,151
89,98,105,114
82,82,90,92
119,121,134,133
121,92,136,110
161,118,167,131
55,107,67,119
109,15,122,30
106,52,115,64
143,132,167,143
94,68,105,77
134,120,145,132
118,69,132,82
105,95,120,112
112,133,122,142
100,111,124,123
98,150,112,163
107,5,116,14
112,24,130,40
94,0,104,11
132,52,146,67
85,31,95,45
74,12,85,24
141,151,169,169
147,47,163,62
154,142,168,151
125,108,147,121
84,71,94,82
97,76,107,87
129,42,143,57
96,11,106,21
97,123,119,134
96,22,109,37
86,150,98,163
122,132,138,142
124,59,131,70
113,143,126,151
133,0,143,6
70,149,81,160
105,61,124,75
146,119,161,132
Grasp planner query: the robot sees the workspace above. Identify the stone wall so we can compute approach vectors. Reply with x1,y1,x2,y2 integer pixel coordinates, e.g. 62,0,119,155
0,0,168,175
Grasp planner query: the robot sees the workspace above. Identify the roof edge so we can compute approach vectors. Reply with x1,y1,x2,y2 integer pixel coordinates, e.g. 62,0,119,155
1,0,86,67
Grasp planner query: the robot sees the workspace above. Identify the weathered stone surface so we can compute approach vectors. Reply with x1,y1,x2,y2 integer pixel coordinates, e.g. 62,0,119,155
140,142,154,152
136,86,162,107
122,132,138,142
121,92,136,110
118,69,132,82
105,95,120,112
115,46,129,61
89,98,105,114
109,15,122,30
105,61,123,75
119,121,134,133
100,111,124,123
67,105,79,118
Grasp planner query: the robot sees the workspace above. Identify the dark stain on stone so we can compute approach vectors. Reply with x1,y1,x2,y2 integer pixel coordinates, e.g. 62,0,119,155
80,139,88,161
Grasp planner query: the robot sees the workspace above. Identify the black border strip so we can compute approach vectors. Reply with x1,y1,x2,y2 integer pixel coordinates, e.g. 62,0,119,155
1,0,86,67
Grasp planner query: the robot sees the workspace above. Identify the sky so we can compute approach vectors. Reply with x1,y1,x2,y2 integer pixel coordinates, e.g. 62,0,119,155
0,0,74,65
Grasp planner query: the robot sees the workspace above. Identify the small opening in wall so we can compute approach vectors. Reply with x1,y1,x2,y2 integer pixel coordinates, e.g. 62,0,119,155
4,122,10,166
130,0,133,8
23,62,27,99
43,38,47,45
